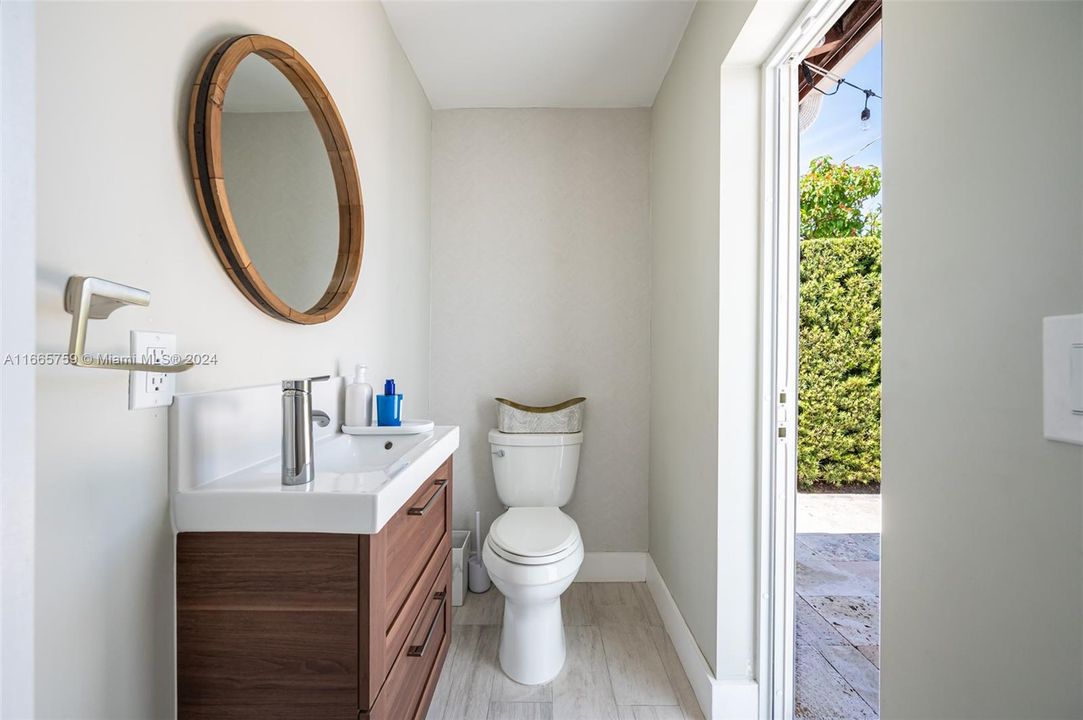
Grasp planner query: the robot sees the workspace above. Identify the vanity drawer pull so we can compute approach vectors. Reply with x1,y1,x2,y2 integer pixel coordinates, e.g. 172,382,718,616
407,591,446,658
407,479,447,516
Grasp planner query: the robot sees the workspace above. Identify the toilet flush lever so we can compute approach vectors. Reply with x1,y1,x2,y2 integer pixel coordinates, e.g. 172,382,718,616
492,449,505,458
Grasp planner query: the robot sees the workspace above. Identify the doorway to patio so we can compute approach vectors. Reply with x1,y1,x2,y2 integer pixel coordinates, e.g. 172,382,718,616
793,7,882,719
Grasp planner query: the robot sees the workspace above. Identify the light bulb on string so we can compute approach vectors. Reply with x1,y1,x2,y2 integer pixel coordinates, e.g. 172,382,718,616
859,90,873,131
800,62,880,133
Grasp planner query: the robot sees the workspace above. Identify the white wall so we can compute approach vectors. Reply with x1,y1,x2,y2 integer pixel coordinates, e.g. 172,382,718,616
1,2,36,716
430,109,651,552
34,3,431,717
881,2,1083,717
649,0,756,676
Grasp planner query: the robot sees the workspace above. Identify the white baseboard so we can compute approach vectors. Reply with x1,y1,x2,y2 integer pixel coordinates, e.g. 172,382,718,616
573,551,647,582
712,680,760,720
645,556,759,720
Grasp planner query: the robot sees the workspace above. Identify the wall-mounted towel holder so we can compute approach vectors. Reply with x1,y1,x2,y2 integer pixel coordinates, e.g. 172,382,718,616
63,276,193,373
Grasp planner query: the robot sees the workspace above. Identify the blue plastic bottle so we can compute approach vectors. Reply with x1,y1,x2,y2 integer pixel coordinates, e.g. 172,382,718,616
377,378,403,427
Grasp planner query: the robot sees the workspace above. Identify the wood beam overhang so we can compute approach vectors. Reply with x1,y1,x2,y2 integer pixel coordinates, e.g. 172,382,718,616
799,0,882,100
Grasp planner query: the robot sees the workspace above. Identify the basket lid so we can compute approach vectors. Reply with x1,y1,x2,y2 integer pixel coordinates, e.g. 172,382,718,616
494,397,585,413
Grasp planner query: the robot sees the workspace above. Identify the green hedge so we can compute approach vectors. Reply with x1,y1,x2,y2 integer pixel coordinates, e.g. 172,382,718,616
798,237,881,487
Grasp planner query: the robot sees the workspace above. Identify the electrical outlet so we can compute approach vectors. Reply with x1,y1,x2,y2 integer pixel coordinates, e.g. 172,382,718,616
129,331,177,410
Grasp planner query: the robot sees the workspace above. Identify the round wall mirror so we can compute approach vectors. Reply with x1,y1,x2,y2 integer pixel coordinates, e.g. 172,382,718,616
188,35,363,324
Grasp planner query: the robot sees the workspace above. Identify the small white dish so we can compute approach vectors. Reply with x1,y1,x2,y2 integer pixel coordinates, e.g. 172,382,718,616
341,419,435,436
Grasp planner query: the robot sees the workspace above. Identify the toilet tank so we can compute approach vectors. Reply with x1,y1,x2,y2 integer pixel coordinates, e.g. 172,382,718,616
488,429,582,507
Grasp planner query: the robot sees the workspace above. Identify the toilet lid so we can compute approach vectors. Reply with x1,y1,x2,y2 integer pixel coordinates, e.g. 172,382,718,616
488,507,581,565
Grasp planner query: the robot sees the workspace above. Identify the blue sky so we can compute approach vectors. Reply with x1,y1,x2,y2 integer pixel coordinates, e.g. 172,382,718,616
799,41,882,173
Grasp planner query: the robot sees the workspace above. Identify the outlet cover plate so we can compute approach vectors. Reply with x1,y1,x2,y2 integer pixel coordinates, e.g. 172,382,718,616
129,330,176,410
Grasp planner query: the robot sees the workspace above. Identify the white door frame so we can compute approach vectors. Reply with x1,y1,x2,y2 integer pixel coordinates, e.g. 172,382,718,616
757,1,852,717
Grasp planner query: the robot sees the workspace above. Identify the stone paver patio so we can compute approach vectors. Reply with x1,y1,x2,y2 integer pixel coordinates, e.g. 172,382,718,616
795,532,880,719
797,494,881,534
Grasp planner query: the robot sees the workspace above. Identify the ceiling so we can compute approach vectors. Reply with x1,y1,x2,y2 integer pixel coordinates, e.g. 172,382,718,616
382,1,696,109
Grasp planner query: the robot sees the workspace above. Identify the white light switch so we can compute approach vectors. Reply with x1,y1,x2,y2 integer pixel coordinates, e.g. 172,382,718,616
1043,315,1083,444
1071,344,1083,415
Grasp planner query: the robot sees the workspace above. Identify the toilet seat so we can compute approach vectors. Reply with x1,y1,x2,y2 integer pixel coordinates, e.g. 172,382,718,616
487,507,581,566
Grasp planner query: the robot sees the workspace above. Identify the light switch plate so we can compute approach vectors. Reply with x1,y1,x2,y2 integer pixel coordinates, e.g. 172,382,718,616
128,330,176,410
1043,314,1083,444
1071,344,1083,415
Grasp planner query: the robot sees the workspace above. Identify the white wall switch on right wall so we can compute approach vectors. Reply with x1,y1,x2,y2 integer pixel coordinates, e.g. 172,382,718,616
1043,314,1083,444
1071,344,1083,415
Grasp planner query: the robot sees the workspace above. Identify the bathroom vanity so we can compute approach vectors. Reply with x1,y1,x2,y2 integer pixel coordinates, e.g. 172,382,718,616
176,457,452,720
170,379,459,719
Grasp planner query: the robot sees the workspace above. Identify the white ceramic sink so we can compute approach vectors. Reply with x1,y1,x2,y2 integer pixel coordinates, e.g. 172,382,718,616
170,378,459,534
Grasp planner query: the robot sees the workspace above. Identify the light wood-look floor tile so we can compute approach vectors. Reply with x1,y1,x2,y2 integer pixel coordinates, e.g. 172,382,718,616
648,626,704,720
492,668,553,703
425,629,462,720
590,583,647,625
600,622,678,706
552,625,620,720
441,625,501,720
487,701,554,720
633,583,664,627
429,585,703,720
562,582,594,626
454,588,505,626
589,582,639,608
618,706,687,720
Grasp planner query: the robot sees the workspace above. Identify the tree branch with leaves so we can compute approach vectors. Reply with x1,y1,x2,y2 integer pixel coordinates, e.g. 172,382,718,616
800,156,881,240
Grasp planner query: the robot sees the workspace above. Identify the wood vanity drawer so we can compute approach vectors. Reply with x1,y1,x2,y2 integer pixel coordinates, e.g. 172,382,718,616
384,458,451,627
365,553,451,720
360,458,452,709
383,531,451,679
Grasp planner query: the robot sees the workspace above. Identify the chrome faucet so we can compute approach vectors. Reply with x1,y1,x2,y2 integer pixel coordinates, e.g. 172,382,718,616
282,376,331,486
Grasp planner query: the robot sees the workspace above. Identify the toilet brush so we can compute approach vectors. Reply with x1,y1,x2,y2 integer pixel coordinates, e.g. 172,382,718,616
468,510,491,593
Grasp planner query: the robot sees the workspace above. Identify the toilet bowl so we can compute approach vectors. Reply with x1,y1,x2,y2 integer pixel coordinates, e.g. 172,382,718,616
483,429,584,685
483,507,584,685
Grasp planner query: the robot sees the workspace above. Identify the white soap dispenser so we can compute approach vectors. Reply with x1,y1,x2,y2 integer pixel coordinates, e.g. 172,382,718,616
345,364,374,427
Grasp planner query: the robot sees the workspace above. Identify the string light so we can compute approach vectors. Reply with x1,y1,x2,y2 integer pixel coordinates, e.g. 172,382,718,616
801,61,881,128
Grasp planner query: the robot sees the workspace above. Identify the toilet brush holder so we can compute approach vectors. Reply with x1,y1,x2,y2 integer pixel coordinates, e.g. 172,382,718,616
467,509,491,593
468,553,491,593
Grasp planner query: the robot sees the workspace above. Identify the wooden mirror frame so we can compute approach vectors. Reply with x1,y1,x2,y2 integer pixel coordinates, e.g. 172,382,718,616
188,34,364,324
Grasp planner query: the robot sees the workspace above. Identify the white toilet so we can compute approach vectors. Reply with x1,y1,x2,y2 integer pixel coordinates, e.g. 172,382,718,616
482,429,584,685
